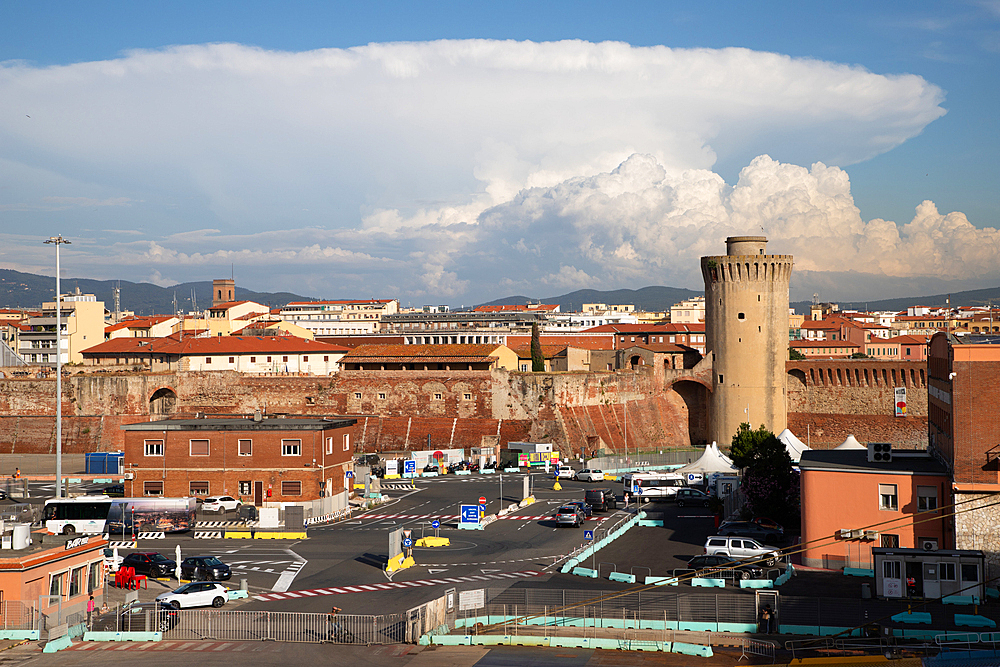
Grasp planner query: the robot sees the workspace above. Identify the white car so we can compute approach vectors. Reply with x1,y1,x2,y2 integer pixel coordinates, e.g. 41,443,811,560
575,469,605,482
201,496,242,514
555,467,576,479
156,582,229,609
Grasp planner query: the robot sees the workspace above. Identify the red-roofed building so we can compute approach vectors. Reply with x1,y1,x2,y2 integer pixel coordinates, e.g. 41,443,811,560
278,299,399,336
339,344,518,371
582,323,706,354
473,303,560,313
207,301,270,336
105,315,179,340
789,339,860,358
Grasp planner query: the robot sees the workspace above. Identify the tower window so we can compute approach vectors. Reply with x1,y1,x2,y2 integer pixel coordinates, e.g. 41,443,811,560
738,312,746,320
718,374,724,383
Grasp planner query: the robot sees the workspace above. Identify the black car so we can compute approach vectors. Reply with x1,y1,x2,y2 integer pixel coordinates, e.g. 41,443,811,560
93,601,179,632
180,556,232,581
686,555,764,580
103,484,125,497
121,552,176,577
674,488,711,507
717,520,783,545
584,488,617,512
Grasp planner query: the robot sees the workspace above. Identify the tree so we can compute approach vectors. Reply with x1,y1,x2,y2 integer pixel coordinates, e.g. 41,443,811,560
788,347,806,361
849,351,869,359
730,423,798,526
530,322,545,372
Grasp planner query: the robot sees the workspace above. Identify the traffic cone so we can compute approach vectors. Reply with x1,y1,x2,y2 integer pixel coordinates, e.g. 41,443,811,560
553,481,562,491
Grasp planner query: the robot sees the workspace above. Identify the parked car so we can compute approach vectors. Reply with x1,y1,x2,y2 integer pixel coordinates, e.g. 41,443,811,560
555,467,575,479
93,601,179,632
717,520,783,545
356,454,381,467
566,501,593,519
584,488,617,512
686,555,764,580
555,505,586,527
674,488,712,507
156,582,229,609
703,536,779,566
575,469,605,482
102,547,123,573
201,496,243,514
121,552,177,578
180,556,232,581
103,484,125,497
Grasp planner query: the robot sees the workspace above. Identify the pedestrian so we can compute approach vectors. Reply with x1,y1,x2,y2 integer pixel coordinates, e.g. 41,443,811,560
12,468,19,480
87,595,95,628
760,605,772,634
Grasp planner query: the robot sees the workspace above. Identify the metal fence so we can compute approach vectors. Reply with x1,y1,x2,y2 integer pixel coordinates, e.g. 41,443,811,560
0,601,36,631
586,450,704,471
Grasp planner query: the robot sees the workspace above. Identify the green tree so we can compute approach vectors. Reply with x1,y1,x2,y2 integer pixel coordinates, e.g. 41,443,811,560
849,351,869,359
730,422,798,525
788,347,806,361
530,322,545,372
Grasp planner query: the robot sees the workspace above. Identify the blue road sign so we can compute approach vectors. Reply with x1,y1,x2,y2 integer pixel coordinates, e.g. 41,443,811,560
460,505,480,524
432,520,440,529
635,486,643,495
345,471,355,478
402,538,413,548
584,530,594,541
404,460,416,474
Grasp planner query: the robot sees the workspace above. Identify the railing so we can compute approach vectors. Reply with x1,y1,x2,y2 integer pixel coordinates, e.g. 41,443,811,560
586,451,701,471
740,637,778,663
0,601,36,630
163,609,404,644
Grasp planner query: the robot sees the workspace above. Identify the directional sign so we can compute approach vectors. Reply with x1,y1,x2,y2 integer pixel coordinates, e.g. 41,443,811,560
635,486,643,495
479,496,487,504
432,520,440,529
461,505,480,524
345,471,355,478
404,460,416,474
583,530,594,541
402,538,413,548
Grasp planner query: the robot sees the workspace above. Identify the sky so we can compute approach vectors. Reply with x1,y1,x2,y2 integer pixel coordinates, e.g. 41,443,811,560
1,1,999,307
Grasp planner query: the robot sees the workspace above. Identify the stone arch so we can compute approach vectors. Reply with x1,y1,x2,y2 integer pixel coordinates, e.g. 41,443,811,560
787,369,807,389
669,378,710,446
629,355,644,370
149,387,177,416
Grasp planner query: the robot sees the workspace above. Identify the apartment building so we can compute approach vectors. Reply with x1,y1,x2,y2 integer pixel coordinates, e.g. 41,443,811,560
279,299,399,336
17,293,104,365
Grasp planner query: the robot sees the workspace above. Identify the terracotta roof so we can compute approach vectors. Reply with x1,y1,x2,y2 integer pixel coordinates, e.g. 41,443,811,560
473,304,559,312
790,340,860,348
621,343,688,353
81,338,160,355
105,316,176,332
508,345,568,359
284,299,394,306
86,335,347,356
207,300,253,310
505,334,613,351
884,335,930,344
341,344,503,360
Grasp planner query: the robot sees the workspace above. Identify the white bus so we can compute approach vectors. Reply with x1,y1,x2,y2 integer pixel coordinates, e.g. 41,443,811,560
621,472,686,501
43,496,196,536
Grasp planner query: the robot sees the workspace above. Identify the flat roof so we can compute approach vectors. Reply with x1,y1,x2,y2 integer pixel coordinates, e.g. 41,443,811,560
121,416,357,432
798,449,949,476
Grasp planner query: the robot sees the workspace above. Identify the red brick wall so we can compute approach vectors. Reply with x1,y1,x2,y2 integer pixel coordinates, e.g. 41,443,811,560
950,359,1000,485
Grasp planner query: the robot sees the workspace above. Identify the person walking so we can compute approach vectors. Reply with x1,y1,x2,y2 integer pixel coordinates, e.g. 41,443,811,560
759,605,772,634
87,595,95,628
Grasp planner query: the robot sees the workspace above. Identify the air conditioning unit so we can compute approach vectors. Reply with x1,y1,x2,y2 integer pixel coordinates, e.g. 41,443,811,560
839,528,852,539
863,530,879,541
124,472,135,480
868,442,892,463
922,540,939,552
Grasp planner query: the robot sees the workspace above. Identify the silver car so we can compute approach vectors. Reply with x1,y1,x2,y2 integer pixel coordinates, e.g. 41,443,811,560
555,505,585,527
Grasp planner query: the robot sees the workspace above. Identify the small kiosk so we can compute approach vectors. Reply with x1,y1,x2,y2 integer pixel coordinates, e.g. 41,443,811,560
873,547,985,600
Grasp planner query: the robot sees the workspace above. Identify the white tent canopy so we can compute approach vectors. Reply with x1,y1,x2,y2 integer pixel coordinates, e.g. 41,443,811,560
834,434,866,450
677,443,738,475
777,428,811,462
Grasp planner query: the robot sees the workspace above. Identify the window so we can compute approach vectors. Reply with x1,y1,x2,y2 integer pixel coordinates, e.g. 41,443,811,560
939,562,957,581
89,562,102,593
282,356,288,362
343,434,350,451
434,393,442,400
463,393,471,400
917,486,938,511
189,481,209,496
302,356,308,361
190,439,210,456
144,440,163,456
882,560,901,580
229,357,235,364
267,356,272,362
238,439,252,456
378,393,386,400
50,573,63,597
880,534,899,548
738,312,745,320
250,356,256,363
281,480,302,496
143,481,163,496
354,392,361,399
879,484,898,511
70,566,83,597
718,374,724,384
326,437,333,455
238,481,252,496
205,357,211,364
282,439,302,456
962,563,980,583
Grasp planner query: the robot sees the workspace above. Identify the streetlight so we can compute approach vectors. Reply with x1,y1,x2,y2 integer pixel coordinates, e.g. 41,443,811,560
44,235,70,498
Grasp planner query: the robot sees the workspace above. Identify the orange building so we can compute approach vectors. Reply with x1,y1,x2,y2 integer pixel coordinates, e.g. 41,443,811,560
799,449,950,569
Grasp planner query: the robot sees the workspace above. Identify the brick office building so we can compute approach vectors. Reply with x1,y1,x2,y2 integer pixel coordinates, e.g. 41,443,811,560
927,332,1000,578
121,414,358,506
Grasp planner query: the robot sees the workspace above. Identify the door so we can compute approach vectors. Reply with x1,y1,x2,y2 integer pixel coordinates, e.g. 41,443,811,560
254,481,263,506
906,561,923,597
923,562,940,600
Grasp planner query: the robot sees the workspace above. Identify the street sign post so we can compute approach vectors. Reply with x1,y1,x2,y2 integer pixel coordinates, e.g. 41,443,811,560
584,530,594,541
478,496,487,504
404,460,416,474
345,470,354,478
432,519,440,537
460,505,480,525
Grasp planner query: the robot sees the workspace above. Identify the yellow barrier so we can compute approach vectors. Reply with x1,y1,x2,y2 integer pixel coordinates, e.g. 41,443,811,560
415,536,450,547
520,495,536,507
223,531,308,540
553,481,562,491
385,553,415,573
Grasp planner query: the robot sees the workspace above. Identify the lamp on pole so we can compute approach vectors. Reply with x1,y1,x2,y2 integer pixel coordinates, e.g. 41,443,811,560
44,235,70,498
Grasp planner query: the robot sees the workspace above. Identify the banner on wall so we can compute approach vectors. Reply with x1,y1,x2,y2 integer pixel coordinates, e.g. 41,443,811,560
894,386,907,417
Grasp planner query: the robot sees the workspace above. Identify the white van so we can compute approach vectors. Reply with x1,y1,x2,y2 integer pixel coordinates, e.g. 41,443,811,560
704,535,779,566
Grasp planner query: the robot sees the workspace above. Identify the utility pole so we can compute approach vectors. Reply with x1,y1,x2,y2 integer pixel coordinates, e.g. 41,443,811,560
44,235,70,498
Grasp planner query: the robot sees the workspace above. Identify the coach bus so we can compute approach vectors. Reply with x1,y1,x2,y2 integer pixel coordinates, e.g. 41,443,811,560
621,471,686,501
43,496,197,536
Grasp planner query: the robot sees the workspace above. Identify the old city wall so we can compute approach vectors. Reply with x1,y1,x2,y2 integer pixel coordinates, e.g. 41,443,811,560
786,360,928,448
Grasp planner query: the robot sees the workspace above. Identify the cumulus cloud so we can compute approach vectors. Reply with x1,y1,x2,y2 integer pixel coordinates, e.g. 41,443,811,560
0,39,973,301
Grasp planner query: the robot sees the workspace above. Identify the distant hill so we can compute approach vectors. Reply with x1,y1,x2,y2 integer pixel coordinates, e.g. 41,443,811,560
0,269,313,315
791,285,1000,314
476,286,704,313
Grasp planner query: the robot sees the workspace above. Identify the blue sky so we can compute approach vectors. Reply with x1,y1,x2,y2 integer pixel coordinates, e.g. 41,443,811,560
1,1,998,305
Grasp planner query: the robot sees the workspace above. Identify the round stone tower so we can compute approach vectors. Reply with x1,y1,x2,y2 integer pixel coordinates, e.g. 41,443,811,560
700,236,793,445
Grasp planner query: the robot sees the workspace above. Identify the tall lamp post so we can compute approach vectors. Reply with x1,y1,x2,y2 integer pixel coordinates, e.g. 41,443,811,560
44,235,70,498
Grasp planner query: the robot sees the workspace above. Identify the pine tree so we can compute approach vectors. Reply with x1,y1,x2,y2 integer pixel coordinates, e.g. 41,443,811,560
530,322,545,372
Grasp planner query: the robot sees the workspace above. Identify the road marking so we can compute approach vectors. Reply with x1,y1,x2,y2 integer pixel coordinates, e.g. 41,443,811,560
271,550,306,592
254,570,544,601
427,568,448,574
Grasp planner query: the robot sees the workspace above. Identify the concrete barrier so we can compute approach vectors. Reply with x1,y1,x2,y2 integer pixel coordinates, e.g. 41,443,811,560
691,577,725,588
42,635,73,653
843,567,874,577
228,589,249,600
503,468,520,473
480,468,495,474
672,641,713,657
415,536,451,547
609,572,635,584
955,614,996,628
943,595,979,605
572,566,598,578
0,630,39,641
454,470,472,476
645,576,679,586
739,579,774,589
891,611,932,624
